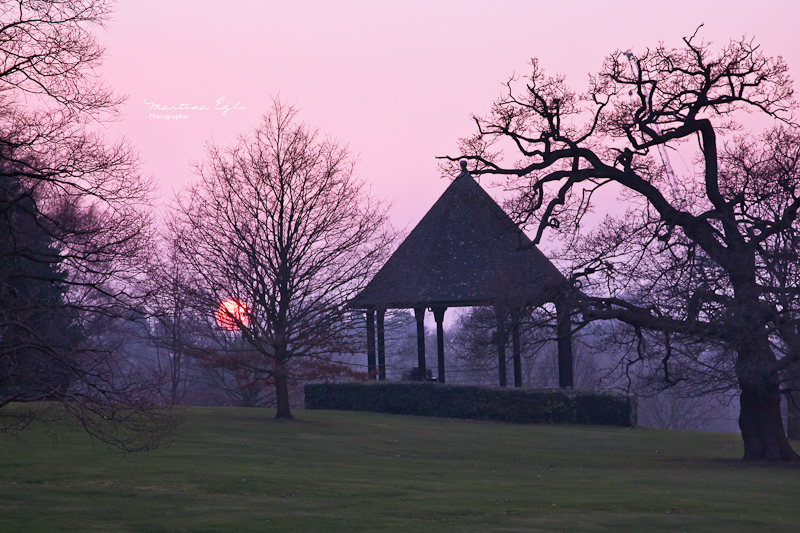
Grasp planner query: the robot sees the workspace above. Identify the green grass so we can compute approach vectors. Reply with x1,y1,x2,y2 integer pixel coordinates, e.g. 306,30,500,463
1,407,798,532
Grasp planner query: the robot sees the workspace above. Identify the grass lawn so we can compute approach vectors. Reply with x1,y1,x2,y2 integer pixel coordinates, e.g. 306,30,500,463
1,407,798,532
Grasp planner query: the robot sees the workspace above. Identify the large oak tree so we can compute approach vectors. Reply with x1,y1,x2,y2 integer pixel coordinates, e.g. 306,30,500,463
448,30,800,461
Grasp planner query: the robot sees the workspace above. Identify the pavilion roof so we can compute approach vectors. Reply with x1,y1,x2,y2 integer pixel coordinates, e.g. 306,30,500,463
348,165,568,310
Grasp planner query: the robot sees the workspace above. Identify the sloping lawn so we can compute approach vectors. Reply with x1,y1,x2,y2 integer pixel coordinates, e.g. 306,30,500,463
1,406,798,532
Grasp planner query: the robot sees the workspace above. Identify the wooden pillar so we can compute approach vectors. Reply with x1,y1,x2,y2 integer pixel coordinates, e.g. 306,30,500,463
432,307,447,383
377,309,386,381
366,309,376,380
496,310,507,387
556,300,573,389
512,315,522,388
414,307,426,380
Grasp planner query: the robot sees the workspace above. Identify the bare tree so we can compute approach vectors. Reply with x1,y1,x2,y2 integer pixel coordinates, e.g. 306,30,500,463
638,388,737,432
447,305,600,388
169,100,393,419
448,30,800,461
144,238,206,406
0,1,176,450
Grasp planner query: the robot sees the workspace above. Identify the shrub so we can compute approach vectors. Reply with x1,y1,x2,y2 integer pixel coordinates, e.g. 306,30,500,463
304,382,637,426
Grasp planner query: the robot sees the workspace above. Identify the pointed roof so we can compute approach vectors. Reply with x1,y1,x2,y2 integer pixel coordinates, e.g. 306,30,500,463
348,163,568,310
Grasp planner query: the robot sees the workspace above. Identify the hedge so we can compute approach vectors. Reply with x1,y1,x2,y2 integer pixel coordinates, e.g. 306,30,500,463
304,382,637,427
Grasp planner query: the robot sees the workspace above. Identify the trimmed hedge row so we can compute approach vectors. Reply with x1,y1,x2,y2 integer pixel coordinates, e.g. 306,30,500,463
304,382,637,427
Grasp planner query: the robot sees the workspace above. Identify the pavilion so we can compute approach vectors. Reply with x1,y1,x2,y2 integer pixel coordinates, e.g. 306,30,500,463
347,162,577,388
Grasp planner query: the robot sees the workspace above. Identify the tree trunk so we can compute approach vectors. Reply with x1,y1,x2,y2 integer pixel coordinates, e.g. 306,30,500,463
788,383,800,441
274,360,293,419
739,383,798,461
733,295,798,461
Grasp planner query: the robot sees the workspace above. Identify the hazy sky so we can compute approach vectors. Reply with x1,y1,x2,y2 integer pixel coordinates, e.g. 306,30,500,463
99,0,800,231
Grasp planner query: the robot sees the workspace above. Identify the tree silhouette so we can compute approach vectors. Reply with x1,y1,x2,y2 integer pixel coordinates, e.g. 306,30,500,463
0,1,174,450
170,100,393,419
448,30,800,460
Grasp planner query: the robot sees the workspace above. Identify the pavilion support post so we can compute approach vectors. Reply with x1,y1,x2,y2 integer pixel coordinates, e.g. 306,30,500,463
377,309,386,381
496,309,507,387
432,307,447,383
414,307,427,380
556,299,573,389
366,309,376,380
512,313,522,388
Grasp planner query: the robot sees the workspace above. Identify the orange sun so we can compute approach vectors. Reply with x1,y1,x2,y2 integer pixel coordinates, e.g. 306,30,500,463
215,299,250,330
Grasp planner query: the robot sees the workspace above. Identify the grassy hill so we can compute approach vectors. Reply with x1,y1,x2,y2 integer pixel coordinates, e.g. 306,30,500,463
1,407,798,532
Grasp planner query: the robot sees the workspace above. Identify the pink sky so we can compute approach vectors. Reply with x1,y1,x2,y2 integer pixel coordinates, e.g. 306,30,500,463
99,0,800,232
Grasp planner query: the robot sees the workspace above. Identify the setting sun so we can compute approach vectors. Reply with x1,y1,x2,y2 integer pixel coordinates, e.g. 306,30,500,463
215,299,250,330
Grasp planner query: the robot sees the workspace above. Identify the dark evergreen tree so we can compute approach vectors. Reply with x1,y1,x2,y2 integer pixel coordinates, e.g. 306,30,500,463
0,172,80,402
